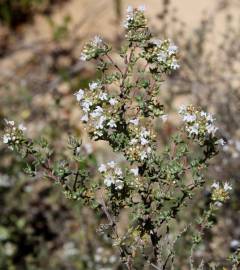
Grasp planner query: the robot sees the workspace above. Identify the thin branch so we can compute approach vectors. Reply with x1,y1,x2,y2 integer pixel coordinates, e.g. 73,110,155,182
106,54,123,76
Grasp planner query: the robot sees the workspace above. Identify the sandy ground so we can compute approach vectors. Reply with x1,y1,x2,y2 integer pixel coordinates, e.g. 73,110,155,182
30,0,218,40
1,0,239,73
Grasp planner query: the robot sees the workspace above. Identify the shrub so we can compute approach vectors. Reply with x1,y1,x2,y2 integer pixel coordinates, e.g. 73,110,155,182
2,6,233,269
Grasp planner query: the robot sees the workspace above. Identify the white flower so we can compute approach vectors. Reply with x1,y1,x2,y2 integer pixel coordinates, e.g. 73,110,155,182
124,6,134,28
115,179,124,190
152,39,162,47
98,164,107,173
200,111,207,118
127,5,133,13
18,123,26,131
146,147,152,153
3,134,11,144
138,5,146,11
94,130,103,137
211,182,220,189
91,106,103,118
81,114,89,122
200,111,214,124
140,128,150,138
89,82,99,91
140,151,147,160
224,182,232,191
74,89,84,101
5,120,14,126
130,138,138,145
104,176,114,187
92,35,103,46
109,98,118,106
99,92,108,101
187,123,199,135
129,118,139,126
217,138,225,146
107,161,116,168
80,53,87,61
140,137,149,145
215,201,223,207
206,124,218,135
115,167,122,176
96,116,106,129
178,105,186,114
230,240,240,249
107,119,117,128
183,113,196,123
206,113,214,122
82,100,92,112
161,114,168,122
130,168,139,176
157,51,167,62
76,146,81,154
170,59,180,70
168,43,178,55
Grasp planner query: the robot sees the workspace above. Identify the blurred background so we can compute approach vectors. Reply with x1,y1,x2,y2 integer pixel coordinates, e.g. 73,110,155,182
0,0,239,269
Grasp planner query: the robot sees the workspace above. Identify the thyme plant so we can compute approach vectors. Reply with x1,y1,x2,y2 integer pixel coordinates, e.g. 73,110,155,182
3,6,232,269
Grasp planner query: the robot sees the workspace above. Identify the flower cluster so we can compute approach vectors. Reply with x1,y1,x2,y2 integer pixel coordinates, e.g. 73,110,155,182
123,5,147,30
126,122,155,161
124,5,152,43
143,38,180,72
211,181,232,203
74,81,119,139
2,120,26,149
80,36,110,61
179,105,220,143
124,5,179,73
98,161,124,190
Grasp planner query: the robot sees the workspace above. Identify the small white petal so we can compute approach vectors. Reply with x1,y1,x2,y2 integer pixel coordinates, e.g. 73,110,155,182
18,123,26,131
217,138,225,146
74,89,84,101
5,120,15,126
130,168,139,176
107,161,116,168
115,179,124,190
98,164,107,173
80,53,87,61
107,119,117,128
138,5,146,11
81,114,89,122
129,118,139,126
89,82,99,91
224,182,232,191
3,134,10,144
109,98,118,106
115,167,122,176
127,5,133,13
161,114,168,122
211,182,219,190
